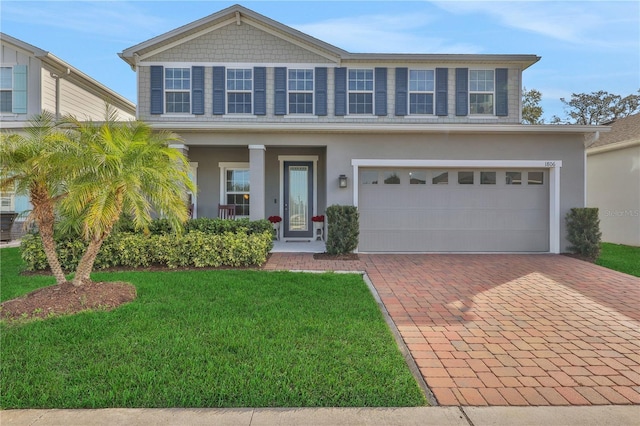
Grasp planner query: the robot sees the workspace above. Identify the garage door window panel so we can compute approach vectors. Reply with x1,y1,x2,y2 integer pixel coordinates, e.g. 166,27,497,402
384,171,401,184
361,170,379,185
481,171,496,185
458,171,474,185
432,171,448,184
528,171,544,185
409,171,427,184
506,171,522,185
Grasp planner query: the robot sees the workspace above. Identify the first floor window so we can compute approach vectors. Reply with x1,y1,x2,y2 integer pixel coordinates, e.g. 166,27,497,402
225,168,250,216
0,67,12,113
469,70,494,115
348,69,373,114
165,68,190,113
227,69,252,114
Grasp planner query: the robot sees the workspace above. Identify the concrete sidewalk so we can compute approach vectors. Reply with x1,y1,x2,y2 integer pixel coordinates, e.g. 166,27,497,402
2,406,639,425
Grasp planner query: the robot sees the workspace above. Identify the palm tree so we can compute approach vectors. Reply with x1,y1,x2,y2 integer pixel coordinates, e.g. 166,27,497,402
0,112,70,284
61,112,195,286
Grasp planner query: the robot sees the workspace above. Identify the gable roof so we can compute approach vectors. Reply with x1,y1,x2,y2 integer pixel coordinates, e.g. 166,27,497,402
588,113,640,151
119,4,540,69
0,32,136,116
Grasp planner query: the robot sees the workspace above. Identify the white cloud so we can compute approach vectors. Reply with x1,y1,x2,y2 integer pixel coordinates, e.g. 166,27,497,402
292,12,482,53
1,1,168,44
431,0,638,50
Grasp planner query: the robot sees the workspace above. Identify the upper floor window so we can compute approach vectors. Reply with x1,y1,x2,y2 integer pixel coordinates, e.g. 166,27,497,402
409,70,435,115
288,69,313,114
469,70,494,115
348,69,373,114
227,68,252,114
165,68,190,113
0,67,13,113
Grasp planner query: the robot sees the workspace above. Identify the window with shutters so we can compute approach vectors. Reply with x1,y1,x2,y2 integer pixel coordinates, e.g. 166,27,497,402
227,68,252,114
165,68,190,113
0,67,12,113
469,70,494,115
288,69,313,114
348,69,373,114
409,70,435,115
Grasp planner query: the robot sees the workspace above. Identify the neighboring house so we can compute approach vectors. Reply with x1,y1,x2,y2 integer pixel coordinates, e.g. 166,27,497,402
119,4,603,253
587,114,640,247
0,33,136,233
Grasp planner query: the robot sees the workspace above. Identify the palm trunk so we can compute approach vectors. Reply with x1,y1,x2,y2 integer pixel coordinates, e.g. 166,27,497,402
31,185,66,285
72,237,104,286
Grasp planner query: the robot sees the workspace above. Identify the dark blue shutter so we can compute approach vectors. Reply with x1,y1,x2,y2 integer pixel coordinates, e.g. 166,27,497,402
374,67,387,116
435,68,448,116
274,67,287,115
253,67,266,115
495,68,508,117
395,68,408,116
191,66,204,115
212,66,225,115
455,68,468,116
150,66,163,115
334,67,347,116
315,67,327,116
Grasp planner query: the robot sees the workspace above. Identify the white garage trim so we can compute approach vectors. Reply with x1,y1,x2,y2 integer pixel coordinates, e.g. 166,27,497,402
351,159,563,254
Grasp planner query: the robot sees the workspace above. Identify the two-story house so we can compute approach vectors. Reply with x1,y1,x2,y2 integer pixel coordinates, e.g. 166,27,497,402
1,33,136,236
119,4,602,253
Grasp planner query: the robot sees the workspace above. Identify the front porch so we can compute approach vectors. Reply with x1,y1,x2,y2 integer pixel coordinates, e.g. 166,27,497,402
271,239,325,253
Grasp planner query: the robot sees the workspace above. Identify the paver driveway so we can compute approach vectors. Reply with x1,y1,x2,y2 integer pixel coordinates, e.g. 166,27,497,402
264,253,640,406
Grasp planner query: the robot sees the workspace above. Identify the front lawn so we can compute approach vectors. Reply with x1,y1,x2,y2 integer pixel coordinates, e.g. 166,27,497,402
0,247,426,408
597,243,640,277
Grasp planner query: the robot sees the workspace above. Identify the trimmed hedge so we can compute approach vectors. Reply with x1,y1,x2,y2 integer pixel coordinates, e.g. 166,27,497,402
566,207,602,261
21,218,274,271
325,205,359,255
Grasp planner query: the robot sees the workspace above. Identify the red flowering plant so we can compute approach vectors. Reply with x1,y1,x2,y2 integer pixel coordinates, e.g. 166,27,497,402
268,216,282,223
312,215,325,222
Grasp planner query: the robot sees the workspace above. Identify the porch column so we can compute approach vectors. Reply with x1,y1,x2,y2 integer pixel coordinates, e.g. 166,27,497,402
168,143,189,158
249,145,266,220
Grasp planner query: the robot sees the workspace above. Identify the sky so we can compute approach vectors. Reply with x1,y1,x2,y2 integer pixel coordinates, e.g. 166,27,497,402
1,0,638,122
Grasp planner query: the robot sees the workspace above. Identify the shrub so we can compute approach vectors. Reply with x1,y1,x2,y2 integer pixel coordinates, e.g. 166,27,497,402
20,219,274,271
325,205,359,255
566,207,602,260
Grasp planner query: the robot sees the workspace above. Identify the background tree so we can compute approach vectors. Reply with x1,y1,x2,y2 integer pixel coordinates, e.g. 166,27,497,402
60,112,195,286
0,112,71,284
552,90,640,125
522,88,544,124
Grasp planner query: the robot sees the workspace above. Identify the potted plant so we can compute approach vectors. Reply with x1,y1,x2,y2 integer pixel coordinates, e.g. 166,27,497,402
268,215,282,240
312,215,325,241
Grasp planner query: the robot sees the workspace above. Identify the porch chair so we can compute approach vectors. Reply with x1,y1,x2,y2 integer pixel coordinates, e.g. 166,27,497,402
218,204,236,220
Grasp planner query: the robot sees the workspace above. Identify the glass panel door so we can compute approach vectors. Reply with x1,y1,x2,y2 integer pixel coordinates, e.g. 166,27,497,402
284,161,313,238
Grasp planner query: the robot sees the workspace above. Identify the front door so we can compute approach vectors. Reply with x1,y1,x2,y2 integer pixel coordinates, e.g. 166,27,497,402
283,161,313,239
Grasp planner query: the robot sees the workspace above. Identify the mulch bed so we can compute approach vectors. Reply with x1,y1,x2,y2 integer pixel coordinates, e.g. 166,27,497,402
313,253,359,261
0,281,137,322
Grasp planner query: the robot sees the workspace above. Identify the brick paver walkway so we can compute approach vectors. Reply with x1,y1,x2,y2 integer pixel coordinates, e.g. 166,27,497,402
264,253,640,406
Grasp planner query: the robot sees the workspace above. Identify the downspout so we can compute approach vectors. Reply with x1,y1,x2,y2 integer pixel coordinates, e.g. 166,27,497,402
49,67,70,119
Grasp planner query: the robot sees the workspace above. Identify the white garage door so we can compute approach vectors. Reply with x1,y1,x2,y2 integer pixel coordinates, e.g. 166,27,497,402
358,168,549,252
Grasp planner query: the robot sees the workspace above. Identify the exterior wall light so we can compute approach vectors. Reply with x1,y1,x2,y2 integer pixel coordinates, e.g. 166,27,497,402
338,174,348,188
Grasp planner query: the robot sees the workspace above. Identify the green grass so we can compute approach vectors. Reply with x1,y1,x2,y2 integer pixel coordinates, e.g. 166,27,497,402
0,247,426,409
597,243,640,277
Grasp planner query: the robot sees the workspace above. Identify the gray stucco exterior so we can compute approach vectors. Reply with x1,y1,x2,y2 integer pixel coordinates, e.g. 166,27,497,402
120,4,601,253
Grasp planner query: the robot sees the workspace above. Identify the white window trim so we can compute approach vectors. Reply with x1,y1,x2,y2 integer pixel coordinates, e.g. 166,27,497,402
347,68,374,116
188,162,198,218
408,69,435,116
0,66,13,114
351,159,563,254
469,69,495,116
287,68,315,116
219,162,250,218
164,67,191,115
226,68,253,115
